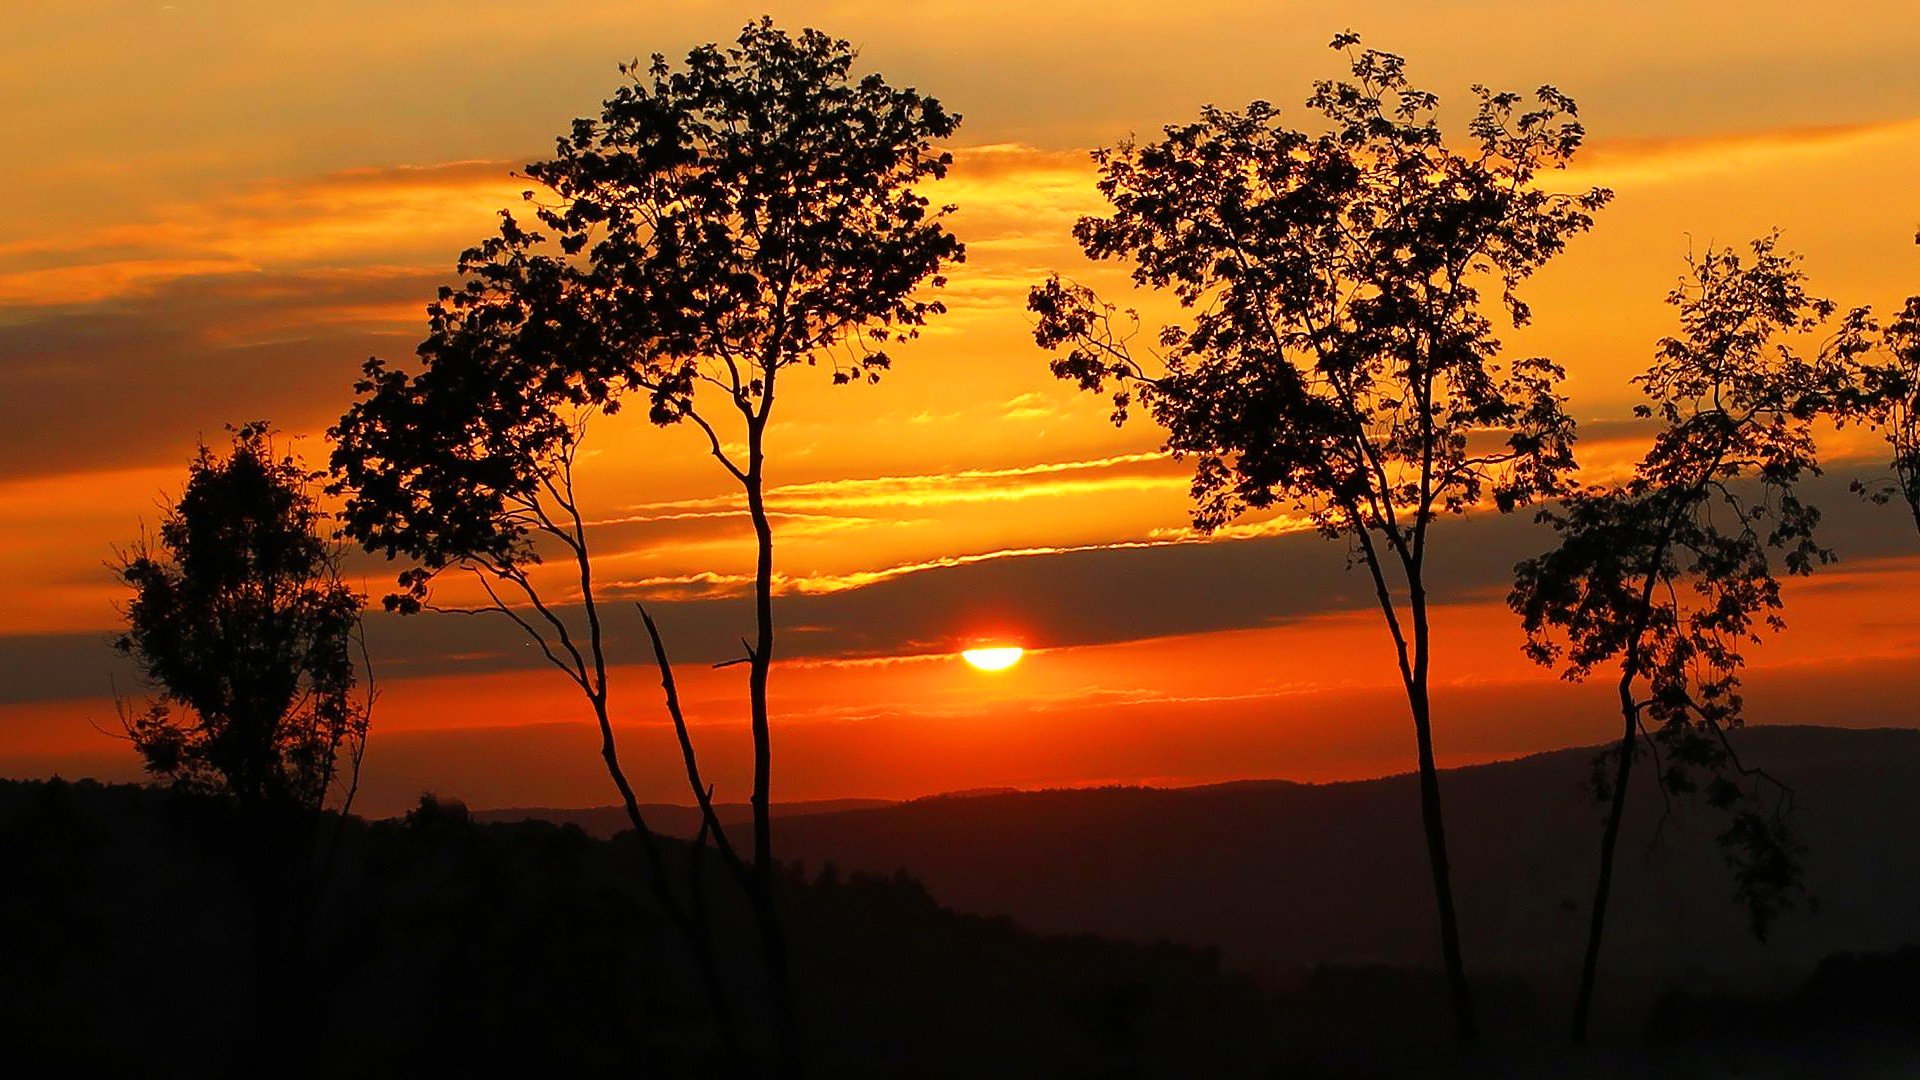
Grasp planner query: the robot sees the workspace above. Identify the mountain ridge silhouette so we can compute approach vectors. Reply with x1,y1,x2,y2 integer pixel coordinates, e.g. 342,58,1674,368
485,724,1920,988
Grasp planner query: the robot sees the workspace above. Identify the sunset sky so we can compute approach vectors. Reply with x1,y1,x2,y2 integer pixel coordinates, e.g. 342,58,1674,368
4,1,1919,815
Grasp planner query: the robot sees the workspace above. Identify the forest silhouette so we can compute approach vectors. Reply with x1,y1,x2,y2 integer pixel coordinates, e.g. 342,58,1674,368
7,16,1920,1080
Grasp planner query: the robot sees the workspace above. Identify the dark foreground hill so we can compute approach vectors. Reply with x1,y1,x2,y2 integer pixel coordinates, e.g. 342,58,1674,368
508,726,1920,1033
7,726,1920,1077
472,796,897,840
1,779,1295,1079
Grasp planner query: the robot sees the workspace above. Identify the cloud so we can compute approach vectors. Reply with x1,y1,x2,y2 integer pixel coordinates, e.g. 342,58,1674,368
606,537,1206,601
0,159,539,478
0,143,1102,483
1562,117,1920,187
609,452,1179,518
0,159,524,309
13,466,1914,706
0,267,441,478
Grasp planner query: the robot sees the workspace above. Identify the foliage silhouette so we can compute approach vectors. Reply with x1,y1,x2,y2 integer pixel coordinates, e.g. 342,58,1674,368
11,762,1920,1077
113,423,373,1071
1,777,1316,1080
116,422,368,815
1836,234,1920,533
1028,31,1610,1041
1511,235,1853,1043
330,18,962,1069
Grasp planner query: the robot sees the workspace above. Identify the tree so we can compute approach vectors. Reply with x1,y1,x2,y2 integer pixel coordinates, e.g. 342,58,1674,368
1511,235,1850,1043
1837,234,1920,533
330,281,757,1053
116,422,368,816
1028,34,1608,1041
330,19,961,1070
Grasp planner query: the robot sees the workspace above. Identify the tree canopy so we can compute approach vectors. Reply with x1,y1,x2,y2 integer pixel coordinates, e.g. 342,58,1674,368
1512,235,1854,969
1030,34,1611,543
332,16,962,611
1836,238,1920,531
117,423,366,813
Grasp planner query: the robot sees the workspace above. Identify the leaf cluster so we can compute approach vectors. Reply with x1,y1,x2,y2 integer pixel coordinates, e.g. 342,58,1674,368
1831,235,1920,521
116,423,365,811
1030,33,1610,540
330,19,964,606
1511,235,1854,937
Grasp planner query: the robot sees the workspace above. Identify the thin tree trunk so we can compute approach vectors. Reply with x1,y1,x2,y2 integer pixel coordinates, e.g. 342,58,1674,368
593,694,743,1063
1352,520,1477,1044
684,817,743,1065
1569,534,1670,1046
1573,673,1639,1045
561,474,747,1065
1407,590,1477,1043
744,448,802,1074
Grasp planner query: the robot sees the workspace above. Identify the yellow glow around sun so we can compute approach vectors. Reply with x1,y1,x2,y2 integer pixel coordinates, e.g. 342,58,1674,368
961,646,1024,671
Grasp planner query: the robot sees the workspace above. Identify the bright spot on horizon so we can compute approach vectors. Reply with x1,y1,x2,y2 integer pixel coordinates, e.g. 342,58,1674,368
961,646,1024,672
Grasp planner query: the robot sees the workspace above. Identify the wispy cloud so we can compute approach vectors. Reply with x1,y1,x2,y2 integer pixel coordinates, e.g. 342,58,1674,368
605,538,1197,601
0,145,1095,313
1562,117,1920,187
0,160,525,309
611,452,1179,518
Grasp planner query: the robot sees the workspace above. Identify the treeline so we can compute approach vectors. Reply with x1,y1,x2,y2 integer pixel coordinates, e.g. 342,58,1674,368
87,17,1920,1076
9,776,1918,1078
0,779,1294,1079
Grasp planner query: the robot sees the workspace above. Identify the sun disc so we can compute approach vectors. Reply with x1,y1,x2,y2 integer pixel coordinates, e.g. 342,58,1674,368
961,646,1024,671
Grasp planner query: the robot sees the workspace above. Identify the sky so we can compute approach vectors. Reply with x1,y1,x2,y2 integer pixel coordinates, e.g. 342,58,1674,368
3,1,1919,815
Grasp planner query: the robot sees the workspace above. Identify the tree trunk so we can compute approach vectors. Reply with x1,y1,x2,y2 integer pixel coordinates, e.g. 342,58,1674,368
594,697,743,1063
1572,676,1639,1045
1569,520,1672,1046
744,450,802,1074
1405,576,1474,1037
1405,661,1474,1037
1357,529,1477,1045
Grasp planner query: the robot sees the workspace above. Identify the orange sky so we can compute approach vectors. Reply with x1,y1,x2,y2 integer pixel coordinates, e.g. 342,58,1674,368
4,2,1919,814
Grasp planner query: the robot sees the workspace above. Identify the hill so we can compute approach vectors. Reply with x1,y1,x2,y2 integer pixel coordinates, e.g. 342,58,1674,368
0,778,1287,1078
472,797,896,839
505,726,1920,1022
8,730,1920,1076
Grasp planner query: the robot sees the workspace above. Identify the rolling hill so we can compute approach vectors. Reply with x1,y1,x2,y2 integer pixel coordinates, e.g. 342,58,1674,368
495,726,1920,994
472,796,896,839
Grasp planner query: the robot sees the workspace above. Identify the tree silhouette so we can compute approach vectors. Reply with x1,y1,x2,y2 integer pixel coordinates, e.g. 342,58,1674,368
330,19,961,1070
328,281,752,1056
116,422,368,816
1511,236,1851,1044
1028,33,1609,1041
1836,235,1920,533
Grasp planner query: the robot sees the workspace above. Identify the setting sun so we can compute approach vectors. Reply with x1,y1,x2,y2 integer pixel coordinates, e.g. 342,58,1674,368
961,646,1024,671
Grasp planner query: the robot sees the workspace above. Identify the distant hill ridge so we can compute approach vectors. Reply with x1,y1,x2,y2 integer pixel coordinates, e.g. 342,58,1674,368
487,726,1920,988
472,796,895,839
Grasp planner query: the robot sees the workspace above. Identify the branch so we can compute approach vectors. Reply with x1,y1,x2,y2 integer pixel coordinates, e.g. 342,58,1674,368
429,566,591,695
638,604,751,886
681,406,749,484
712,637,757,670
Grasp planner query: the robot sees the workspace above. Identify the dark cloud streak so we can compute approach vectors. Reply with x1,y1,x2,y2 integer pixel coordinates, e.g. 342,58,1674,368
8,471,1913,705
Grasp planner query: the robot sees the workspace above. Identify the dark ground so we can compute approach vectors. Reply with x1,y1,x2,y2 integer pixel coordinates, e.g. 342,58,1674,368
4,729,1918,1077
